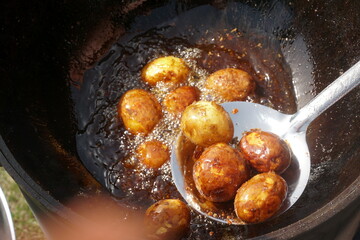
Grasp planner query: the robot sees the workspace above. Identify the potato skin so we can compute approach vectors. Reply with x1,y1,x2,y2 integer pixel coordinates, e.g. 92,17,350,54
136,140,170,169
205,68,255,101
239,129,291,174
144,199,191,240
163,86,199,114
234,172,287,223
118,89,162,135
193,143,250,202
141,56,190,86
180,101,234,147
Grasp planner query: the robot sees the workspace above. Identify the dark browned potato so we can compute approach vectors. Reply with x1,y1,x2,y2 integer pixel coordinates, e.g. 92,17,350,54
136,140,170,169
205,68,255,101
234,172,287,223
141,56,190,86
239,129,291,174
180,101,234,147
193,143,250,202
144,199,191,240
118,89,162,135
163,86,199,114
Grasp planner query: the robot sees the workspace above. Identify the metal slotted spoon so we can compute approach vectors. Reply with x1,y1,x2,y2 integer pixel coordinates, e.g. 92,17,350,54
171,60,360,224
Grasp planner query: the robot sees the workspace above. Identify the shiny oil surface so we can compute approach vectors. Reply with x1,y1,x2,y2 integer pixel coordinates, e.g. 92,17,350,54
72,1,311,239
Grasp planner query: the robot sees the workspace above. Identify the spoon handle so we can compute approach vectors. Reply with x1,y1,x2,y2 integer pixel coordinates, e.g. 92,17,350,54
290,60,360,133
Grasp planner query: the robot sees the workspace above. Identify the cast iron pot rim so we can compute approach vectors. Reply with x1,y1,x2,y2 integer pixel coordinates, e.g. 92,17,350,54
0,136,70,220
0,135,359,239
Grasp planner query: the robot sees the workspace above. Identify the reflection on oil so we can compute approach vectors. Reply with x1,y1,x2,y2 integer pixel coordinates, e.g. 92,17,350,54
71,1,313,239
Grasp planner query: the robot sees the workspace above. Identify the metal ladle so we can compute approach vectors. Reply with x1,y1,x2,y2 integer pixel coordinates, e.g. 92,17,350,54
170,60,360,224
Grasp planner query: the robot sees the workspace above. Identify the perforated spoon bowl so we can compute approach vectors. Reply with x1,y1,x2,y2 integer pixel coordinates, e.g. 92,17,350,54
171,60,360,224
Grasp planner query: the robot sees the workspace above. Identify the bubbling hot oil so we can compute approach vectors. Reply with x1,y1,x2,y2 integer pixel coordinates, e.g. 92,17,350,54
74,2,298,239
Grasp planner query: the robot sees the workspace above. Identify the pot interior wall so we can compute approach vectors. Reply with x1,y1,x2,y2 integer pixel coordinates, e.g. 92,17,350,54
0,0,359,239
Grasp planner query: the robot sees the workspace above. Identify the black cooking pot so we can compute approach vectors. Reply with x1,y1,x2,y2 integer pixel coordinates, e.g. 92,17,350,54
0,0,359,239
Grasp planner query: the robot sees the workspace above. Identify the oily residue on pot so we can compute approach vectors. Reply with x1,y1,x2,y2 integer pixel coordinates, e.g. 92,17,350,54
71,1,302,239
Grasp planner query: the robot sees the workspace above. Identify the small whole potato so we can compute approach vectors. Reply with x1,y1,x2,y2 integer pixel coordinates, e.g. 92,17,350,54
118,89,162,135
180,101,234,147
239,129,291,174
141,56,190,86
136,140,170,169
163,86,199,114
234,172,288,223
144,199,191,240
205,68,255,101
193,143,250,202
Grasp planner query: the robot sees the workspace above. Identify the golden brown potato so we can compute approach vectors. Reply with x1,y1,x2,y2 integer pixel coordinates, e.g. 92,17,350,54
163,86,199,114
193,143,250,202
136,140,170,169
239,129,291,174
205,68,255,101
118,89,162,135
141,56,190,86
144,199,191,240
234,172,287,223
180,101,234,147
